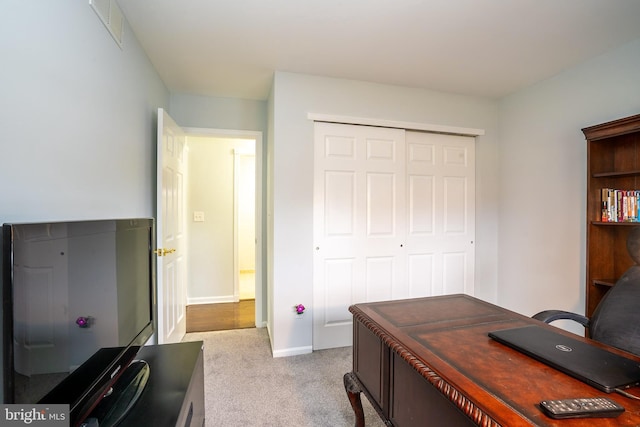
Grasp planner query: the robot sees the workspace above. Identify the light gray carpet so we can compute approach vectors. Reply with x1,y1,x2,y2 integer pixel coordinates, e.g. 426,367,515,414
182,328,388,427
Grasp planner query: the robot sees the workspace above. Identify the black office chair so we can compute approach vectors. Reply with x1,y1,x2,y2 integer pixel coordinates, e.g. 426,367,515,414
533,227,640,357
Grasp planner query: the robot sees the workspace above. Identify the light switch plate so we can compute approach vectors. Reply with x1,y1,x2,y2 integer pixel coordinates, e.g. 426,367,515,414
193,211,205,222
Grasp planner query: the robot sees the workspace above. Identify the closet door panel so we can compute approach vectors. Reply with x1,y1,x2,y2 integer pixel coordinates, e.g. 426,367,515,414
313,123,475,349
314,122,405,349
405,131,475,298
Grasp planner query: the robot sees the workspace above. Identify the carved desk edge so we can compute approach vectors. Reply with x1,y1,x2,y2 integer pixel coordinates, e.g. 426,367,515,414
349,305,501,427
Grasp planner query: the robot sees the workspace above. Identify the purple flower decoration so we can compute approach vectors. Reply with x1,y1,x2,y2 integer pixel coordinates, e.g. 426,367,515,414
76,316,90,328
294,304,305,315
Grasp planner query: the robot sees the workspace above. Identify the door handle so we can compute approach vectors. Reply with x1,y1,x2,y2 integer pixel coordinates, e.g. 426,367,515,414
154,248,176,257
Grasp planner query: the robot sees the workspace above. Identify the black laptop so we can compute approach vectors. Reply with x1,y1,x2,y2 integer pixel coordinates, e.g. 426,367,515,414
488,325,640,392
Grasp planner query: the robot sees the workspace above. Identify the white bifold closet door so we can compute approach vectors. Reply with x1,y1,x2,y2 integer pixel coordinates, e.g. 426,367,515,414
313,122,475,349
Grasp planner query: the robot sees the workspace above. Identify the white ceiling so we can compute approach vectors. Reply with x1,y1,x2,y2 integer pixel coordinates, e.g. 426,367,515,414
118,0,640,101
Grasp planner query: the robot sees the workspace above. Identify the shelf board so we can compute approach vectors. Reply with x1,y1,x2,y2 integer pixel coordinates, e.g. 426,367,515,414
592,170,640,178
592,279,616,287
591,221,640,226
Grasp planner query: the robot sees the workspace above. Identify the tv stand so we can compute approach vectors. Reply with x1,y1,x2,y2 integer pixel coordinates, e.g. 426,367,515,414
86,341,204,427
87,360,150,426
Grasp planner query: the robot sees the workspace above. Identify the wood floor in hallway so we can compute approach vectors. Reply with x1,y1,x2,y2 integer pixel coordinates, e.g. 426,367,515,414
186,299,255,332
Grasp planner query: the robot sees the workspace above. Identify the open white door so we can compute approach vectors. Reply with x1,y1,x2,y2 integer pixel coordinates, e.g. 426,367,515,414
156,108,187,344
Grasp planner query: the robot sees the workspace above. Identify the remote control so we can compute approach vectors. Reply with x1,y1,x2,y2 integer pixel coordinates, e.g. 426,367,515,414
539,397,624,419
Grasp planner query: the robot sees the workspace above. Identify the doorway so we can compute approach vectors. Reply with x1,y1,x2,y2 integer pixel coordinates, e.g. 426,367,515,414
183,129,263,332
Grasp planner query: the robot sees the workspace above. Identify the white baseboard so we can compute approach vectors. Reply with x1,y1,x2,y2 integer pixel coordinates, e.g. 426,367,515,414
187,295,235,305
272,345,313,358
264,324,312,357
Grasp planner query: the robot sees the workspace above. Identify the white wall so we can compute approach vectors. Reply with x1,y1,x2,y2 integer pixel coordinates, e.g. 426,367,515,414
170,94,268,132
0,0,169,401
268,72,500,355
0,1,169,223
497,38,640,327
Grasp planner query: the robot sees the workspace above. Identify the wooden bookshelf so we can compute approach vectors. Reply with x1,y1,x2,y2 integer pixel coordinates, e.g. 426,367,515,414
584,114,640,317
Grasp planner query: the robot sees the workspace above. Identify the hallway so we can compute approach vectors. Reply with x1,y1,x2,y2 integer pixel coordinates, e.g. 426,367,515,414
186,299,255,332
186,271,255,332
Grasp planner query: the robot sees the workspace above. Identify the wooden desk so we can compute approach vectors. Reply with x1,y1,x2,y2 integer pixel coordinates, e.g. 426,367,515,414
344,295,640,426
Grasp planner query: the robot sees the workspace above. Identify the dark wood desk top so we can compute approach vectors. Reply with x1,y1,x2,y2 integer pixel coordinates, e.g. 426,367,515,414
350,294,640,426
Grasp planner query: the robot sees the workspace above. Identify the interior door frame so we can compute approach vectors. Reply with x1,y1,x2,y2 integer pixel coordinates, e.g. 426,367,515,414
184,126,265,327
233,147,256,302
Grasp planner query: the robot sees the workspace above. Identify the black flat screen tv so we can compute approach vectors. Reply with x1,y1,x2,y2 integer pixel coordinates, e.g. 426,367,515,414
2,218,155,427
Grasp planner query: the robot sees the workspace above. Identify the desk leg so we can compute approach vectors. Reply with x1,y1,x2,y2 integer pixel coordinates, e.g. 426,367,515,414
343,372,365,427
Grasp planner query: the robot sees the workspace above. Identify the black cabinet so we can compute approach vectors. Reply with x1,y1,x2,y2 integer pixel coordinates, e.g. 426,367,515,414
119,341,205,427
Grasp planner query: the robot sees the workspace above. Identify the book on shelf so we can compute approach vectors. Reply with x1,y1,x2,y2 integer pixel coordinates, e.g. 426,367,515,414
601,188,640,222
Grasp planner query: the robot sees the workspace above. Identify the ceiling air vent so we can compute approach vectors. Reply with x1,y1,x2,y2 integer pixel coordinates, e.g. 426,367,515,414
90,0,124,48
